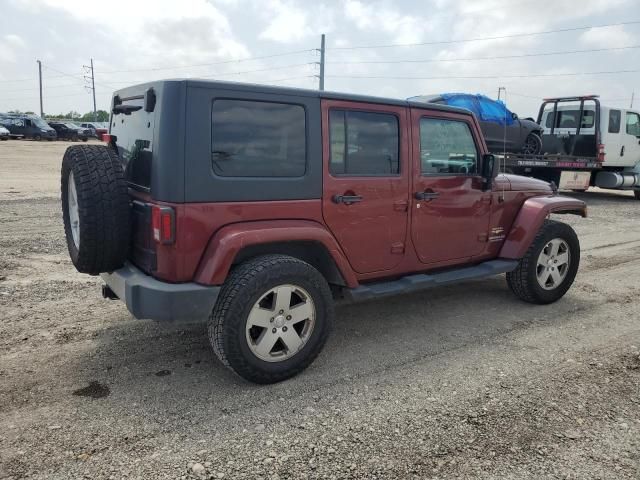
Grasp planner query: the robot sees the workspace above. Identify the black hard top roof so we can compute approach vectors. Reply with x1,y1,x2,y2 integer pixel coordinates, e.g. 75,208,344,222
113,78,473,116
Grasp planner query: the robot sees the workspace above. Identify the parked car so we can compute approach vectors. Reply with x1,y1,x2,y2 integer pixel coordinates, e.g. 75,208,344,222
48,122,90,141
410,93,544,155
0,113,57,140
79,122,108,140
0,125,9,140
60,80,586,384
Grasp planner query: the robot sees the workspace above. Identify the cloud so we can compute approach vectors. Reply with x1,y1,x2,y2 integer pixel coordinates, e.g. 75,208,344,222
343,0,432,44
259,0,308,43
0,34,26,62
579,25,638,49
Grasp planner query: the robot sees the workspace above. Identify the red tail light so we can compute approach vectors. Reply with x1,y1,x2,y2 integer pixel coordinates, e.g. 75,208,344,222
597,143,605,162
151,205,175,244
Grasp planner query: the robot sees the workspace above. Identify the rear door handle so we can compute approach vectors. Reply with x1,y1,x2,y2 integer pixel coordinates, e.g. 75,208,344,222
332,194,363,204
414,191,440,201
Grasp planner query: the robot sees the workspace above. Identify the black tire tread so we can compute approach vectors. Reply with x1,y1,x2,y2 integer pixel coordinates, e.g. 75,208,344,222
61,144,130,275
506,219,579,304
209,254,333,384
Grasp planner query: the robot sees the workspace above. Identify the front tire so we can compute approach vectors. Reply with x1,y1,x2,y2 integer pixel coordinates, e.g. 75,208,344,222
522,132,542,155
209,255,333,384
506,220,579,304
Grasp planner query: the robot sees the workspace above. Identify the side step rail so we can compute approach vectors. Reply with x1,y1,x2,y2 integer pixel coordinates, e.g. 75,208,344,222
343,259,519,303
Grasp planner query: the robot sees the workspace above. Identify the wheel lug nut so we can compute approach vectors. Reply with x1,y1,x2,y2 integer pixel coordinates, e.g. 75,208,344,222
282,326,288,332
279,310,284,314
286,315,292,320
270,318,274,322
272,328,277,333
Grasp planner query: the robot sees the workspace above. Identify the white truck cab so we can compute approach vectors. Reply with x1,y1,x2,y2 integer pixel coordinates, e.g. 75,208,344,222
534,96,640,196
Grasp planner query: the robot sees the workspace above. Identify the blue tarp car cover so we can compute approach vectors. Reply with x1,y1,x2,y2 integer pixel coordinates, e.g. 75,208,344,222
440,93,514,126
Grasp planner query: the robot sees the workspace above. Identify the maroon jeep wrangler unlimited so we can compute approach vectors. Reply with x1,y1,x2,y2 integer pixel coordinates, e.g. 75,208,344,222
61,80,586,383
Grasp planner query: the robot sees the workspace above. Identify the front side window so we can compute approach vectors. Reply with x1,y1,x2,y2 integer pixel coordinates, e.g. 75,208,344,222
626,112,640,136
420,118,478,175
608,110,621,133
211,99,306,177
329,110,399,175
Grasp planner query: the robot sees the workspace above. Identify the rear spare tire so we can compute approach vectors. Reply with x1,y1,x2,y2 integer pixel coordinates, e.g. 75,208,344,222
61,144,130,275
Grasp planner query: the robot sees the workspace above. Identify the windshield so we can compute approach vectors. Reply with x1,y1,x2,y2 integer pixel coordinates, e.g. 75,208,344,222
64,123,79,129
31,117,51,129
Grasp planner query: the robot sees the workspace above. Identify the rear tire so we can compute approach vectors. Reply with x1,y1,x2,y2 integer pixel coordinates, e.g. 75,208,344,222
634,190,640,200
61,144,130,275
33,134,42,141
209,255,333,384
506,220,579,304
522,132,542,155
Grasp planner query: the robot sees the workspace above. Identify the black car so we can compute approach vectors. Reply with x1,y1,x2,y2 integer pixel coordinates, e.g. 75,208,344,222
410,93,543,155
0,113,57,140
48,122,90,142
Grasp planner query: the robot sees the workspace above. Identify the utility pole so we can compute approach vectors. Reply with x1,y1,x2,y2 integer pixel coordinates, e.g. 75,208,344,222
84,58,97,121
37,60,43,118
318,34,325,91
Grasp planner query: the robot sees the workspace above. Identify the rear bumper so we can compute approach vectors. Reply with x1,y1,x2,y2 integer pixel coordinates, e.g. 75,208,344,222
100,263,220,322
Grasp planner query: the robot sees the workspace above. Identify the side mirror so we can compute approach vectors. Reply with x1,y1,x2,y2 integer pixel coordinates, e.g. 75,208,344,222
511,112,518,120
481,153,498,191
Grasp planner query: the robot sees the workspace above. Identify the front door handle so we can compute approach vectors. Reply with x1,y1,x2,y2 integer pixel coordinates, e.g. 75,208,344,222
332,194,363,204
414,190,440,201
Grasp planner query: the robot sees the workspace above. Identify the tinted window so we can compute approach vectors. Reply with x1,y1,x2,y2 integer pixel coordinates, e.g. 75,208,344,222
626,112,640,136
608,110,621,133
545,110,595,129
420,118,478,175
329,110,399,175
211,99,306,177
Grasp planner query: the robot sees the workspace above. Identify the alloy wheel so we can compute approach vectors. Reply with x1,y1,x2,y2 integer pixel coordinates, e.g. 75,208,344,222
536,238,570,290
245,284,316,362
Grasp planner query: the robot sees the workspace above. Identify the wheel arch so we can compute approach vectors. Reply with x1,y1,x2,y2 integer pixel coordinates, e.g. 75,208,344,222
194,220,359,288
499,196,586,259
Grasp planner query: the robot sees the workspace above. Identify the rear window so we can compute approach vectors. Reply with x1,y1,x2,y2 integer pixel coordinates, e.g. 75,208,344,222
211,99,306,177
111,95,154,190
545,109,595,129
329,110,399,176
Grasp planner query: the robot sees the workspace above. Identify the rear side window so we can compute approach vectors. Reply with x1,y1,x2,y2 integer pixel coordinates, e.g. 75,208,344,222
211,99,306,177
329,110,399,175
420,118,478,175
608,110,621,133
626,112,640,136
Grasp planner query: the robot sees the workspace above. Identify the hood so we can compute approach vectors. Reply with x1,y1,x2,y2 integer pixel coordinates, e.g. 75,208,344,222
502,174,553,193
519,117,542,132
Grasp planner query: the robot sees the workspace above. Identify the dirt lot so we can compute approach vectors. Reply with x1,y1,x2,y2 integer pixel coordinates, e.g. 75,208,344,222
0,140,638,480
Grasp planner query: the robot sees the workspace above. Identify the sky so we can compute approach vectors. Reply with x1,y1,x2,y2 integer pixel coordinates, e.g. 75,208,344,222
0,0,639,118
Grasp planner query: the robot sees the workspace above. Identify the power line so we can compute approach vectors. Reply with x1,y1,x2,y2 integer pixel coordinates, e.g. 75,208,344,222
328,45,640,65
99,48,316,74
327,69,640,80
327,20,640,50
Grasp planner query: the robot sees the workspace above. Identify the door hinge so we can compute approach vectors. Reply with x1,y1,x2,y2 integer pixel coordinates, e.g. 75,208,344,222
390,242,405,254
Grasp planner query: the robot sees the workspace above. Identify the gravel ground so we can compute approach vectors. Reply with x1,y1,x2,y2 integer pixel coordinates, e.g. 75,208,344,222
0,140,639,479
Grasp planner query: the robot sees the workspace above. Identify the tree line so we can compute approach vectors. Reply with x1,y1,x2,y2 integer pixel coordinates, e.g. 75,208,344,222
6,109,110,122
